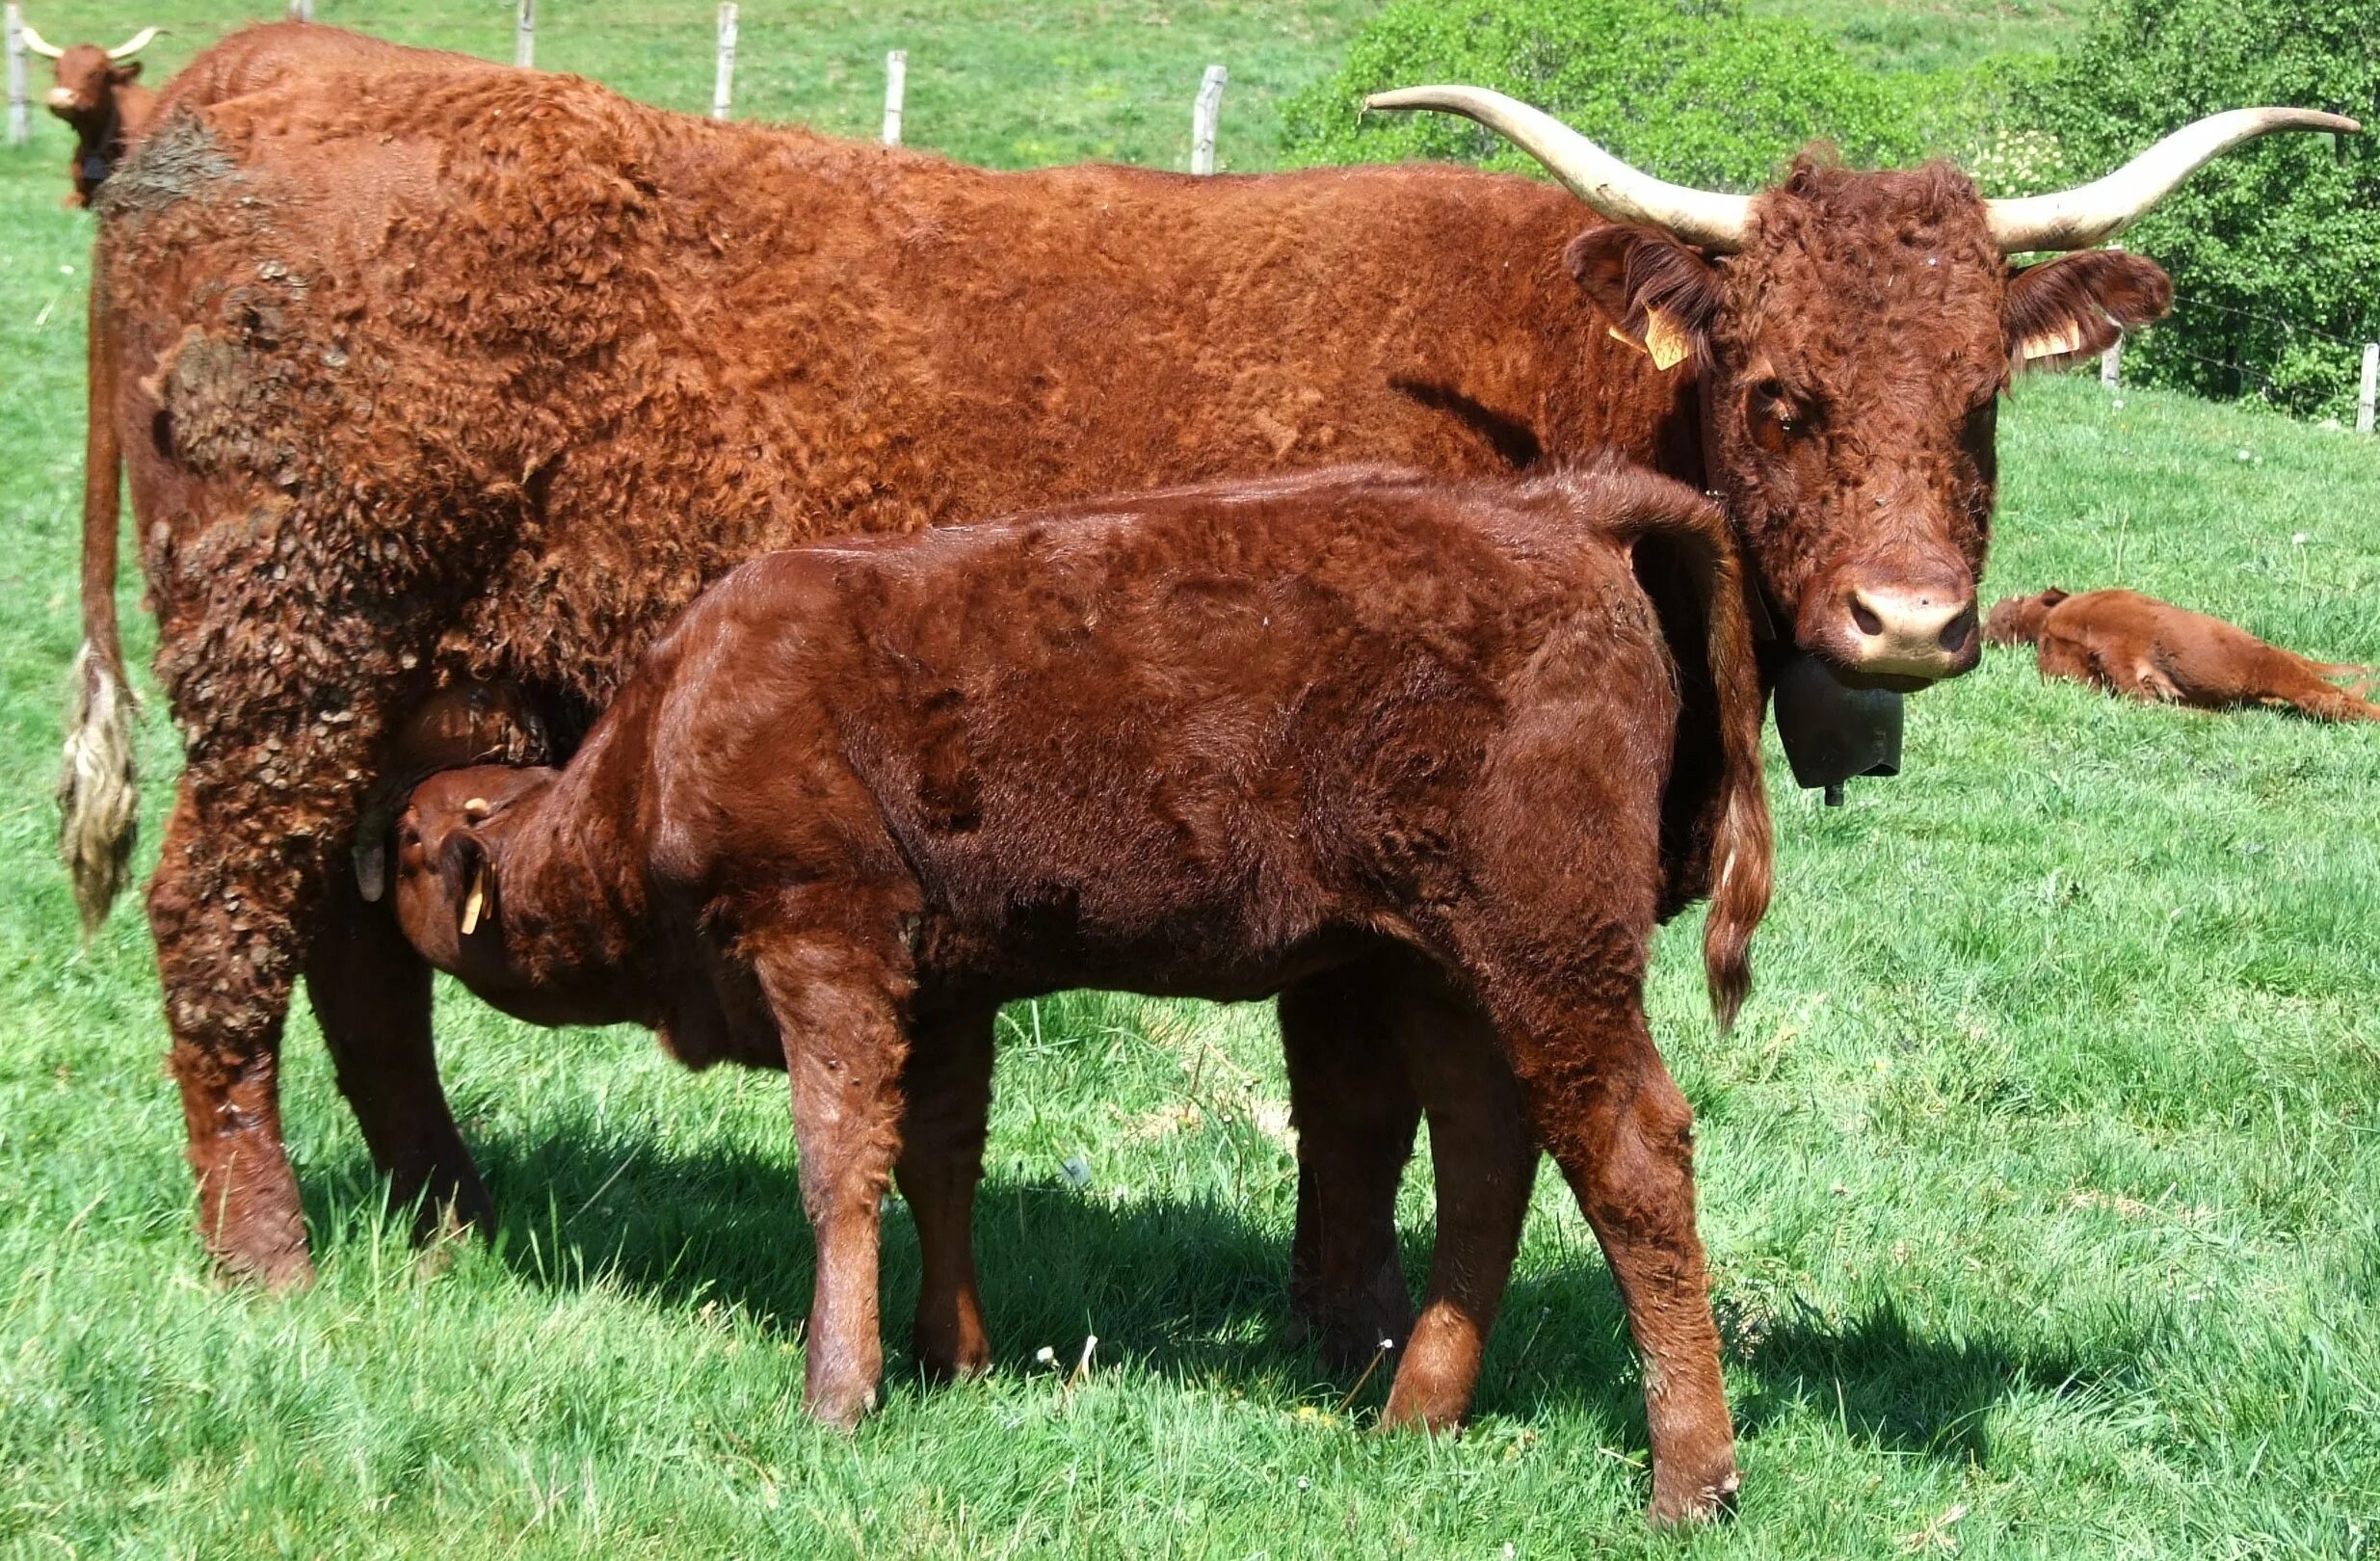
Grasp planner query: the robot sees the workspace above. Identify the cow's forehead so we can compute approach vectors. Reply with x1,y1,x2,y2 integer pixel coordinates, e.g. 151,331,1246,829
1720,163,2009,392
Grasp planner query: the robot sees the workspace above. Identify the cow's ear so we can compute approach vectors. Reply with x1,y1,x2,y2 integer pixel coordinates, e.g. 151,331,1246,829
2039,587,2071,607
111,60,143,82
2005,250,2170,371
1565,225,1721,374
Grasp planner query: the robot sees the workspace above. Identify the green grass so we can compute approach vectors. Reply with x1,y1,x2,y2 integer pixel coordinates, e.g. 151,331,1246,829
4,3,2379,1556
1743,0,2086,72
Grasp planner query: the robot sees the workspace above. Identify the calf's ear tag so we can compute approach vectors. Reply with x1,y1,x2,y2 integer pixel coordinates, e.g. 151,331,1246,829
460,859,490,938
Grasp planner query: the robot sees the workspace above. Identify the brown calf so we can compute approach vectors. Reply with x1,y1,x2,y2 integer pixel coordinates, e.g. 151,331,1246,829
18,23,162,207
1985,588,2379,722
384,466,1772,1525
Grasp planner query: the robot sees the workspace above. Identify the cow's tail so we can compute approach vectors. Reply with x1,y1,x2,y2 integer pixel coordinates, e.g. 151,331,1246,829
57,252,139,939
1611,483,1775,1033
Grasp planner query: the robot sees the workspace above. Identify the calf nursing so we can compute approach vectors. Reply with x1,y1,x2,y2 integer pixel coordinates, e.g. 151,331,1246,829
386,466,1772,1523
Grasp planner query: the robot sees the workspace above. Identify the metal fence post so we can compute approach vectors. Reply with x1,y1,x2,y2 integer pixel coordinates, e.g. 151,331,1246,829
884,49,906,146
1190,64,1226,174
5,4,29,149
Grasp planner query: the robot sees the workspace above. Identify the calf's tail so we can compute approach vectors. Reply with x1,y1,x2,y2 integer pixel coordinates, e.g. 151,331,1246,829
1612,489,1775,1032
57,252,140,939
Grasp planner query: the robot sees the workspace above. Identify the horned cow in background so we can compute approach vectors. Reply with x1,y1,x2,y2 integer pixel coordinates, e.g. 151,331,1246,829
19,23,165,207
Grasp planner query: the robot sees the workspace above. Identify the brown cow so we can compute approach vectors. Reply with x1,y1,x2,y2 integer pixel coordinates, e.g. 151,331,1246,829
384,465,1773,1524
18,23,164,207
60,23,2350,1298
1986,588,2380,721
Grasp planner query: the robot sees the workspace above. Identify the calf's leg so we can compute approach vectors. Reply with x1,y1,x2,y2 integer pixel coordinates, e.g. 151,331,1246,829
1281,965,1420,1367
1378,977,1536,1431
897,1002,997,1382
304,870,494,1241
1494,987,1736,1526
752,923,913,1428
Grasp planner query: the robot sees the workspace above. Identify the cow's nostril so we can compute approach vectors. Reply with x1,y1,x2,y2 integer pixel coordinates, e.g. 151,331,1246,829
1939,612,1975,655
1850,599,1884,637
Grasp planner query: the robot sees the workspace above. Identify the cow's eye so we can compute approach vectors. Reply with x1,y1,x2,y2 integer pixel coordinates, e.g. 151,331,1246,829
1749,379,1807,444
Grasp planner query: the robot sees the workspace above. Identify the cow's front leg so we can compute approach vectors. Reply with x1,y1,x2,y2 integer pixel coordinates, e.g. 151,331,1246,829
148,780,313,1289
304,869,493,1240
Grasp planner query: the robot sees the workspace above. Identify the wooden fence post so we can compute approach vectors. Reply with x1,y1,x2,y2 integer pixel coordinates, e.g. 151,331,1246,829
514,0,534,68
883,49,906,146
5,4,28,150
2097,243,2122,389
286,0,313,21
712,4,737,121
2359,342,2377,436
1190,64,1226,174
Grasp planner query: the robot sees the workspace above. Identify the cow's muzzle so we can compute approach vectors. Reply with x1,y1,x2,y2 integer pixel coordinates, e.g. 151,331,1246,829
1801,567,1980,689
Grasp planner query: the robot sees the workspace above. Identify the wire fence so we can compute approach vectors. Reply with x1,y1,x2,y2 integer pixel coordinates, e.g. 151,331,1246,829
8,3,2373,431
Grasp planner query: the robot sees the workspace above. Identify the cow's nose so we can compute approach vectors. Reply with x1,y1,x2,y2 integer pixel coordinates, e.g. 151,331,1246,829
47,88,78,111
1837,583,1979,681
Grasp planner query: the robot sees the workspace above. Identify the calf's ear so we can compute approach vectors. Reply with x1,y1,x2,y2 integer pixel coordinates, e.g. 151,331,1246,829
2005,250,2170,371
1565,225,1722,374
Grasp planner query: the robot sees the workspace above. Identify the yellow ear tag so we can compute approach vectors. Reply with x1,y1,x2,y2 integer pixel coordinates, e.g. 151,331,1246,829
1641,308,1692,372
460,859,489,937
2021,321,2087,361
1607,307,1692,371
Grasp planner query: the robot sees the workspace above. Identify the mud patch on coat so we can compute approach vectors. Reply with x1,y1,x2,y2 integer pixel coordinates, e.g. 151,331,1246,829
96,108,243,222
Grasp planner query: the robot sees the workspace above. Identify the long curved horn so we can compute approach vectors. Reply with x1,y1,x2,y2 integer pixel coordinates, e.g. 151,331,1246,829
1987,108,2360,252
18,23,65,59
1365,85,1752,253
107,25,165,60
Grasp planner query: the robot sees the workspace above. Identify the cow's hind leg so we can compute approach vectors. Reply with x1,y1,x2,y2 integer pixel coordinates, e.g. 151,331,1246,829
304,869,493,1241
897,1001,996,1383
1281,961,1420,1368
1378,974,1535,1432
149,781,313,1289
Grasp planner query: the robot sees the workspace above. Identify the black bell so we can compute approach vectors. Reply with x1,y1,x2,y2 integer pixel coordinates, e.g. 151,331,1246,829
1772,653,1904,806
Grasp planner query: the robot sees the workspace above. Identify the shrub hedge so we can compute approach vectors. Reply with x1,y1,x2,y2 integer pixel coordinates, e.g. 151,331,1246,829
1283,0,2380,419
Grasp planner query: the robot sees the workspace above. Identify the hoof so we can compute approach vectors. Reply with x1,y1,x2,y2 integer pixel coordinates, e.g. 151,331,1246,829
1647,1463,1739,1529
912,1332,993,1385
213,1241,316,1294
804,1376,882,1432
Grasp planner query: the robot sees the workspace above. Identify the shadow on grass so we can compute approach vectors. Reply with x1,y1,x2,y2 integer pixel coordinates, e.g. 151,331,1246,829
309,1127,2141,1467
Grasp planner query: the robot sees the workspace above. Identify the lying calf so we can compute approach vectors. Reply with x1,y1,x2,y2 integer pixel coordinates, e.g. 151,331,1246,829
387,465,1771,1524
1986,588,2379,722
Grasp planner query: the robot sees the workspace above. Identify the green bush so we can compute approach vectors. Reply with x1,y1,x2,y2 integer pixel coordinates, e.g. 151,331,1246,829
1279,0,1944,192
2018,0,2380,419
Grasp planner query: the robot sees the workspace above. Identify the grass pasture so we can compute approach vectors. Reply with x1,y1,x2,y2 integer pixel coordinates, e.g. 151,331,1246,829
3,3,2378,1556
